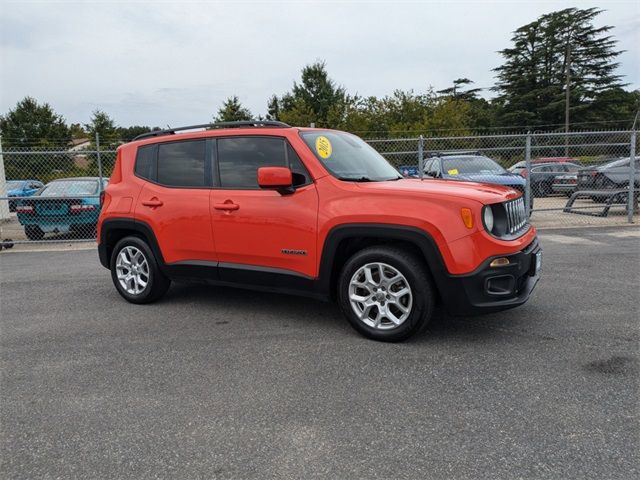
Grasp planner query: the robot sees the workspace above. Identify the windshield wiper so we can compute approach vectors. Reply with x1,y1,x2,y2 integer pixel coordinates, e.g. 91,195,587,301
338,176,402,182
338,176,374,182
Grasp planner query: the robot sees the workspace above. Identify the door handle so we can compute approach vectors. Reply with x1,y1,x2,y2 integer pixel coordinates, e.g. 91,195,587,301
142,198,163,207
213,202,239,211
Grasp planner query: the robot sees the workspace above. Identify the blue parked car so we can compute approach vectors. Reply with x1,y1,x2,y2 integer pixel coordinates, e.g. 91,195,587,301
16,177,107,240
423,153,529,199
6,179,44,212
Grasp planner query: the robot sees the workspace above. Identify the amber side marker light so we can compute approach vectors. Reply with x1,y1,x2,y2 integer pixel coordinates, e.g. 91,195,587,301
490,257,510,267
460,208,474,229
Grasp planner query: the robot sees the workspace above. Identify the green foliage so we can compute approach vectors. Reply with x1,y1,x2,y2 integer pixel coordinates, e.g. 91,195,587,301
0,96,71,147
69,123,87,139
214,96,252,122
272,61,352,128
118,125,161,142
493,7,626,128
1,97,72,180
85,110,119,146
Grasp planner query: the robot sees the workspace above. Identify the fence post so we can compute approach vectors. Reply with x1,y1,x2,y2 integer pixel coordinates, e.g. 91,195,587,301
0,135,9,221
95,133,103,191
418,135,424,180
525,132,532,217
628,130,637,224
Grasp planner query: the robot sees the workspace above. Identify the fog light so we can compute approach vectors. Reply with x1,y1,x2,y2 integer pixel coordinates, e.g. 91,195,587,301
490,257,510,267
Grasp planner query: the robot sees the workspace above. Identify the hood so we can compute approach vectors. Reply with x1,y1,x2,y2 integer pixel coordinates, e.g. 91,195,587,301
355,178,522,205
444,172,526,186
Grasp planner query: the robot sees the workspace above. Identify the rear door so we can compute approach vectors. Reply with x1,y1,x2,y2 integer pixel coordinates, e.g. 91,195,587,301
210,136,318,279
134,139,216,264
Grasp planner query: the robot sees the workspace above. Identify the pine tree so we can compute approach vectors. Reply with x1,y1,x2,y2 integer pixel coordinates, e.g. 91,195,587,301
214,96,252,122
493,7,624,129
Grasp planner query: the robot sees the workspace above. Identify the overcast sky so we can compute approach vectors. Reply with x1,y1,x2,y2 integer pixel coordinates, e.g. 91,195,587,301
1,0,638,128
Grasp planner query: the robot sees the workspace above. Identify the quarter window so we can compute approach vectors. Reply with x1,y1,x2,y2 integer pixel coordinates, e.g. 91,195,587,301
157,140,206,187
135,145,155,180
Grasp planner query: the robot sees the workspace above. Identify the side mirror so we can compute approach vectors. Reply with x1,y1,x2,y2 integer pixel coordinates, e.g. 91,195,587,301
257,166,294,195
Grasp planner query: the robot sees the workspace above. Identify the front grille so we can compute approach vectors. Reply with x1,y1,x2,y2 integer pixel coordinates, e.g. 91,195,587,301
504,197,528,236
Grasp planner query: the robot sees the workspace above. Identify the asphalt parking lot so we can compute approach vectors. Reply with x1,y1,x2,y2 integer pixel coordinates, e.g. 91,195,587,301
1,227,639,479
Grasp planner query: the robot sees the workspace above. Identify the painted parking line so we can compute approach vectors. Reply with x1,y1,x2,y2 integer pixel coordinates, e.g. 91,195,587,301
539,234,604,246
600,229,640,238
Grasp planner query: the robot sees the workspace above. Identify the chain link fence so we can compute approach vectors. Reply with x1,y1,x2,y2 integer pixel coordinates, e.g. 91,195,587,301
0,134,116,246
0,130,637,248
369,130,639,228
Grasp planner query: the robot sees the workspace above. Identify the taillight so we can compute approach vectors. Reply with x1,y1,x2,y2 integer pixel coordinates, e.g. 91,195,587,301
16,205,34,214
520,169,528,178
70,204,97,214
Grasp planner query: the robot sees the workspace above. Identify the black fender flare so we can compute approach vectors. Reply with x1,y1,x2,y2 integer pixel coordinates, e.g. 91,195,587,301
315,224,449,297
98,218,165,269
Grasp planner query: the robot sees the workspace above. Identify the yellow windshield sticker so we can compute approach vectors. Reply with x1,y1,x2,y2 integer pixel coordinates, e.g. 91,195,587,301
448,168,459,175
315,136,332,159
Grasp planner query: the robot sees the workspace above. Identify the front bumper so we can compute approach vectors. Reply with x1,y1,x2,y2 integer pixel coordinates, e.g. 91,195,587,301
438,237,541,316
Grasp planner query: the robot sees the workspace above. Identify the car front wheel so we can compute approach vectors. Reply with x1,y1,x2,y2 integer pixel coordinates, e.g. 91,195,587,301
337,246,435,342
110,236,171,304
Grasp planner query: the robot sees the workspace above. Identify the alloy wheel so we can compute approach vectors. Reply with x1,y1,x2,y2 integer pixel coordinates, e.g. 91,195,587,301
348,262,413,330
115,246,150,295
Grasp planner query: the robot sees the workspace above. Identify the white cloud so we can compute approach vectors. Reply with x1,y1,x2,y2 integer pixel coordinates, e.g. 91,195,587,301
1,0,638,127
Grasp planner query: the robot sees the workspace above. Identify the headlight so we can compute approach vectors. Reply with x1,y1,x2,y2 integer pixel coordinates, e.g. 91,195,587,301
483,206,494,232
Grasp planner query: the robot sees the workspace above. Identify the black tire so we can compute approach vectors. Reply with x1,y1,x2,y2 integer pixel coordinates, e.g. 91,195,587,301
337,246,435,342
110,235,171,304
24,226,44,241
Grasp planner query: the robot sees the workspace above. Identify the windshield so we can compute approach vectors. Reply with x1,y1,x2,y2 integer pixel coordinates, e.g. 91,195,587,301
6,181,24,190
441,156,506,175
39,180,99,197
300,131,401,181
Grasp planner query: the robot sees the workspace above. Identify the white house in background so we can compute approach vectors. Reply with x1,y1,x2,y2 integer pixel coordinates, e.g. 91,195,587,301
68,138,90,152
68,138,91,169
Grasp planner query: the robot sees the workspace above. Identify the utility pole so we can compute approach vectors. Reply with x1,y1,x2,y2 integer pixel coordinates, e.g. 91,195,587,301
564,41,572,157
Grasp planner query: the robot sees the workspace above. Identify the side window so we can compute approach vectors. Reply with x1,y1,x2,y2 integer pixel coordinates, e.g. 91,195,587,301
287,144,311,186
135,145,156,181
157,140,206,187
218,137,286,188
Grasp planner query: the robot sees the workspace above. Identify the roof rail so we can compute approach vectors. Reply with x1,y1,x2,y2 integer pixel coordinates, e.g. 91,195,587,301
428,150,481,157
132,120,291,141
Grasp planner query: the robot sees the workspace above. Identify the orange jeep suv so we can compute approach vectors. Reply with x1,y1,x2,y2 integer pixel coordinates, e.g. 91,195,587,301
97,121,541,341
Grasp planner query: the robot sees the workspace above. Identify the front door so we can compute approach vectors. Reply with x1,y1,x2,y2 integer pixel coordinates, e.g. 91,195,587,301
211,136,318,280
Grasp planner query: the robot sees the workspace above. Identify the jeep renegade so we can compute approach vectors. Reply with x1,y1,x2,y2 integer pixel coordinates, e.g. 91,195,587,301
97,121,541,341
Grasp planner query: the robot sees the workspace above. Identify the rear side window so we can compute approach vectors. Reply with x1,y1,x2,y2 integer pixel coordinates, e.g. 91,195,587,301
157,140,206,187
135,145,155,180
217,137,287,188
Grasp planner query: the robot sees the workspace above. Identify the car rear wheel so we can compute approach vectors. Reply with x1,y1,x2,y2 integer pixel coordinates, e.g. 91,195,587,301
24,226,44,241
337,246,435,342
110,236,170,304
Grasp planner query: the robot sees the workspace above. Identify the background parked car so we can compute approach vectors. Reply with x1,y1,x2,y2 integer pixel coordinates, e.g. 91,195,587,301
5,179,44,212
509,162,581,197
424,153,532,206
577,156,640,201
16,177,107,240
552,173,579,196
